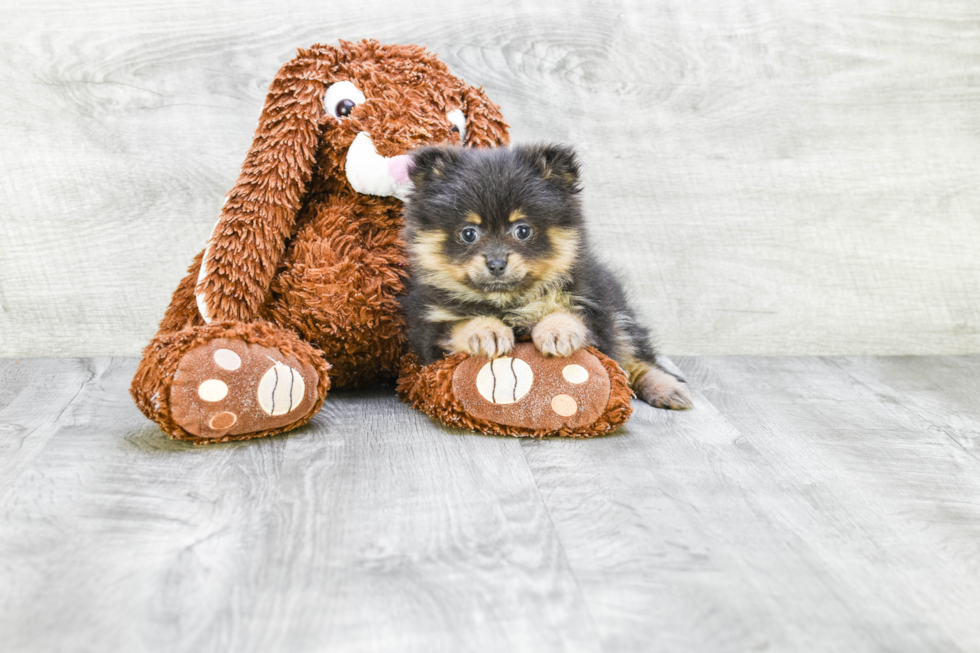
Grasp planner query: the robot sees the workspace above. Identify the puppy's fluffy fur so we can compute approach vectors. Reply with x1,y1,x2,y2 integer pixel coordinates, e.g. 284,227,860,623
400,144,692,410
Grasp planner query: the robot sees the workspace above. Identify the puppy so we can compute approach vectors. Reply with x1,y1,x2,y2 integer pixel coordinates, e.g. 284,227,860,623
400,144,692,410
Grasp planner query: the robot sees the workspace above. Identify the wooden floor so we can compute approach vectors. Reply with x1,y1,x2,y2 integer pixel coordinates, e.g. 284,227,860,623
2,355,980,652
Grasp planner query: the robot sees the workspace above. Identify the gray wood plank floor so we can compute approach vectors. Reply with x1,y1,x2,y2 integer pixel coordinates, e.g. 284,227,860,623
2,355,980,652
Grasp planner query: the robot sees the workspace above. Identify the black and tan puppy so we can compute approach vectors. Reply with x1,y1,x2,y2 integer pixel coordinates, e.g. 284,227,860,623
400,144,692,410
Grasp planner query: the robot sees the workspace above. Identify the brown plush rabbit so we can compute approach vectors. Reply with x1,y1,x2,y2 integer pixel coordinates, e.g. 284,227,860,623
131,40,632,444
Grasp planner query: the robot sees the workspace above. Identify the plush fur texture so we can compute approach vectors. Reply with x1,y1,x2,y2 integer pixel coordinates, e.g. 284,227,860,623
400,144,693,410
132,41,510,442
396,347,633,438
132,321,332,444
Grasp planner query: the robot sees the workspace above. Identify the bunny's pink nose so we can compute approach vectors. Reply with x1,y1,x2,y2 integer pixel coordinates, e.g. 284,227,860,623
387,155,412,185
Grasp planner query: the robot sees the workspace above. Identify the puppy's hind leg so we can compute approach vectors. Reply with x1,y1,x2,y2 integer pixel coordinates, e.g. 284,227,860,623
628,360,694,410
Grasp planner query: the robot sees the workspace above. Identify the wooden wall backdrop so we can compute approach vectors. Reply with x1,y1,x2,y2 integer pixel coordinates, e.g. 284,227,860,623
1,0,978,357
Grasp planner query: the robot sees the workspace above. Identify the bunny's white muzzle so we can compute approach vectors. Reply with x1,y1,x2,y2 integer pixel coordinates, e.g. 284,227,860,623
344,132,414,201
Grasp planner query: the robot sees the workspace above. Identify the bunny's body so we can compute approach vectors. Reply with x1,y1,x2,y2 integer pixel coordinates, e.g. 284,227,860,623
132,41,509,443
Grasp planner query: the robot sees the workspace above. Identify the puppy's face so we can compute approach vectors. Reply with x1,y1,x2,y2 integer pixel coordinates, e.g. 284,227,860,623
405,144,584,305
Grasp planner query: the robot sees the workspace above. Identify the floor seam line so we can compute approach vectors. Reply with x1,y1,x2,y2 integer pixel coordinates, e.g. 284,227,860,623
822,356,980,467
517,438,606,653
0,357,103,509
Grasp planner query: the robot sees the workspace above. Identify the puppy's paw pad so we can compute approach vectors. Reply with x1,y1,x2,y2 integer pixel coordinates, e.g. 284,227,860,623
651,385,694,411
449,318,514,358
532,313,588,357
533,329,584,357
468,327,514,358
636,368,694,410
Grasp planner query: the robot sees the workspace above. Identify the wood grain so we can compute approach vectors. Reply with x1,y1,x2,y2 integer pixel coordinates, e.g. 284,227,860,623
0,358,294,652
0,360,599,653
0,358,104,506
1,0,979,356
680,354,980,648
3,356,980,649
522,354,980,651
239,392,602,653
828,355,980,460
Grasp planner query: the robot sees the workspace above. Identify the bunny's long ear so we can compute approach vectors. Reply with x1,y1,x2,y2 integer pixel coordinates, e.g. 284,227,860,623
195,51,324,323
461,85,510,148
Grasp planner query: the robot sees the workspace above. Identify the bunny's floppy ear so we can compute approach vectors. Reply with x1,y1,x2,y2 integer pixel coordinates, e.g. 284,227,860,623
461,85,510,148
195,50,325,323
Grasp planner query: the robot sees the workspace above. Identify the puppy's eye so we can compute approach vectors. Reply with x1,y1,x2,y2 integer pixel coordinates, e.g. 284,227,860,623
324,81,366,120
446,109,467,141
460,226,481,244
513,224,532,241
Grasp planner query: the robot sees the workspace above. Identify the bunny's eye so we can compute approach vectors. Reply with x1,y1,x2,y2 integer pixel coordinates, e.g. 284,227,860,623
324,81,366,120
447,109,466,141
336,99,355,117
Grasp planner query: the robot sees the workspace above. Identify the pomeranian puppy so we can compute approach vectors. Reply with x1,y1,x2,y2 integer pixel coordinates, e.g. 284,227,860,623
400,144,692,410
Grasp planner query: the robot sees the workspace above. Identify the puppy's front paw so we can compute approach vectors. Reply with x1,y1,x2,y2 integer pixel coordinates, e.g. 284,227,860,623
447,317,515,358
532,312,590,357
634,365,693,410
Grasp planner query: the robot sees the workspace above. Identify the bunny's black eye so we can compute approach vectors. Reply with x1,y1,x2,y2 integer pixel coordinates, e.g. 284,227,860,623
324,81,365,120
461,226,481,244
513,224,532,241
336,99,355,117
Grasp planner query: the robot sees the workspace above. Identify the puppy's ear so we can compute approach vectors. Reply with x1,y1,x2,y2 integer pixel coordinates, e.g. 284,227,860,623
517,144,580,191
410,146,464,186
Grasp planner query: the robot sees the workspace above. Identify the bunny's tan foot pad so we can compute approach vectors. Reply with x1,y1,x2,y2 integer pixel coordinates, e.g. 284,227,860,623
170,338,320,440
454,342,615,431
398,343,633,438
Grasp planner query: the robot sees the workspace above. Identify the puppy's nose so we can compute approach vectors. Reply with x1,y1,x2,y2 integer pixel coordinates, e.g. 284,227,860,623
486,257,508,277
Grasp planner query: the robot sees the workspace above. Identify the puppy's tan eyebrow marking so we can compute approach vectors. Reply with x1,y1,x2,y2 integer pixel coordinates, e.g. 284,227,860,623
509,209,525,223
464,212,482,225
